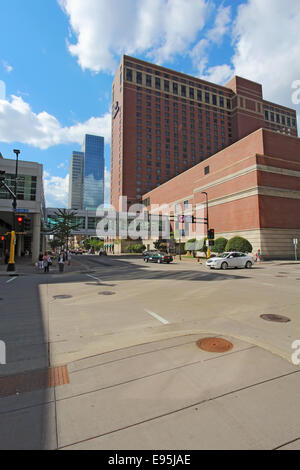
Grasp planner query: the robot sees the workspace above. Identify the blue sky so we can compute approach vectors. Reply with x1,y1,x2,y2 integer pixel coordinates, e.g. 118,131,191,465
0,0,299,207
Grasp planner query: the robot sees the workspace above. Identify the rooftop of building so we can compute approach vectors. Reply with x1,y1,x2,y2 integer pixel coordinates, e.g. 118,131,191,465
120,55,297,116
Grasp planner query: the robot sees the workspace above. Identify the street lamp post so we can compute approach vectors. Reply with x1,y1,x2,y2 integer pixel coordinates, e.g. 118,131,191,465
7,149,20,272
201,192,210,258
13,149,20,204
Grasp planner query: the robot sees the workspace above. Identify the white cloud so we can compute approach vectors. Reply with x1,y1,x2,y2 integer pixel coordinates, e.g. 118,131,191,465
206,5,231,45
190,38,209,75
0,81,5,100
44,172,69,207
201,64,234,85
231,0,300,109
58,0,210,73
2,60,13,73
0,94,111,149
190,5,232,80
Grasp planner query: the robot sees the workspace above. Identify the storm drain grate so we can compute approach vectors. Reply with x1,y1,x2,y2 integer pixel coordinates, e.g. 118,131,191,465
98,291,116,296
0,365,70,398
260,314,291,323
196,337,233,353
53,295,72,300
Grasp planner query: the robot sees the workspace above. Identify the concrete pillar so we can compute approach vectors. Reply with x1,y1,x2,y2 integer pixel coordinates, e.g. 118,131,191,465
32,213,41,264
16,235,22,257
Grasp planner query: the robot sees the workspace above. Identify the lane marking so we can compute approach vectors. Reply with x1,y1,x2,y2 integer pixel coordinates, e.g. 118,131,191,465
6,277,18,284
86,274,103,283
144,309,169,325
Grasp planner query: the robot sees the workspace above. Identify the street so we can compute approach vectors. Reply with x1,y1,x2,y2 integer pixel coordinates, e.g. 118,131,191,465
0,255,300,450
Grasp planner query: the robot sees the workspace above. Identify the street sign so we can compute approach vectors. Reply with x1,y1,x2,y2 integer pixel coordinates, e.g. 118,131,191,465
16,209,29,213
293,238,298,261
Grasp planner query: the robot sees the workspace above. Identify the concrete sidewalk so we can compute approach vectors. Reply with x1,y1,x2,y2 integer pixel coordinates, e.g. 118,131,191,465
1,258,300,449
0,256,91,276
1,331,300,450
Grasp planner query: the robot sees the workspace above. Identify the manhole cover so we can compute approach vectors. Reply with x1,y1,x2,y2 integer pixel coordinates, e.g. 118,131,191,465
260,314,291,323
196,337,233,353
98,291,116,296
53,295,72,300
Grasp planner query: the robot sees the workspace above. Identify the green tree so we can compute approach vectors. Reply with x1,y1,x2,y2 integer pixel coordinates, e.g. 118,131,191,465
211,237,228,254
225,236,253,253
184,238,204,252
154,239,168,251
47,209,81,250
126,243,146,253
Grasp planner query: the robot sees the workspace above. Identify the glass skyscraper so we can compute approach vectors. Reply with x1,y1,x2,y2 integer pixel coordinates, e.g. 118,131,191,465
82,134,104,210
68,151,84,210
69,134,104,210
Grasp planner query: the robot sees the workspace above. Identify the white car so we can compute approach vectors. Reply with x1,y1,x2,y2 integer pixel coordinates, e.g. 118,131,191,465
206,252,254,270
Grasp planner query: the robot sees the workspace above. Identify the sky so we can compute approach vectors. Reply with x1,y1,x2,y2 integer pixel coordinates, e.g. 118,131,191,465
0,0,299,207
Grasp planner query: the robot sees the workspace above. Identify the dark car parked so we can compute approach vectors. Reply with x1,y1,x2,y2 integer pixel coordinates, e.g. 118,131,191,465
144,252,173,264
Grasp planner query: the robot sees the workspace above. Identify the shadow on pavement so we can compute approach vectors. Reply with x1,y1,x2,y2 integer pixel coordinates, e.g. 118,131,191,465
54,255,249,283
0,276,56,450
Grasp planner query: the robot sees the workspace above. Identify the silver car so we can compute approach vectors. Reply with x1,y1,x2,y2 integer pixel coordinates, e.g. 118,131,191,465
206,252,254,270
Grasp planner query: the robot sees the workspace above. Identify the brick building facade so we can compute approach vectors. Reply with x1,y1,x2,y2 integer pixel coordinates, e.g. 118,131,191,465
111,55,297,210
142,129,300,259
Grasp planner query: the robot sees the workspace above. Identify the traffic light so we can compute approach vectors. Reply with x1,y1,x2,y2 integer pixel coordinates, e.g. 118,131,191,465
16,216,25,232
1,235,5,241
208,228,215,240
24,217,31,231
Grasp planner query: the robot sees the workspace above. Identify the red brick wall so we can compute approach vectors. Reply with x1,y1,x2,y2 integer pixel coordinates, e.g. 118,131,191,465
259,196,300,229
262,130,300,161
143,129,300,234
210,196,260,232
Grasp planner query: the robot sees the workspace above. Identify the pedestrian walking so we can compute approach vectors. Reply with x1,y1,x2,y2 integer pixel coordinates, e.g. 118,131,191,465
58,253,65,273
38,252,44,270
43,253,49,273
67,250,71,266
47,253,52,269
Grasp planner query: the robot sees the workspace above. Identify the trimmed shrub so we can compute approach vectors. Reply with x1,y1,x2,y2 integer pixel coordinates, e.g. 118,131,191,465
126,243,146,253
225,236,253,253
211,237,228,254
185,238,205,252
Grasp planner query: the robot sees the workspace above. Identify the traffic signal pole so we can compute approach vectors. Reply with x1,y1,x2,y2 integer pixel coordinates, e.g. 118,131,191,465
201,192,210,258
8,231,16,269
0,171,17,272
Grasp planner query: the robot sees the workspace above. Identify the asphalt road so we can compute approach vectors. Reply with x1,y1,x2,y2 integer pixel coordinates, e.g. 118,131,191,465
0,255,300,450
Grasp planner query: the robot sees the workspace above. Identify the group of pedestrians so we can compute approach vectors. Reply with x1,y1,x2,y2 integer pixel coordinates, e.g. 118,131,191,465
38,252,52,273
37,249,72,273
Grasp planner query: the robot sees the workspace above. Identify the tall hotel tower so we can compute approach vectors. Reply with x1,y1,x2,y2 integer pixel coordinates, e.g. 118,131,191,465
110,55,297,209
